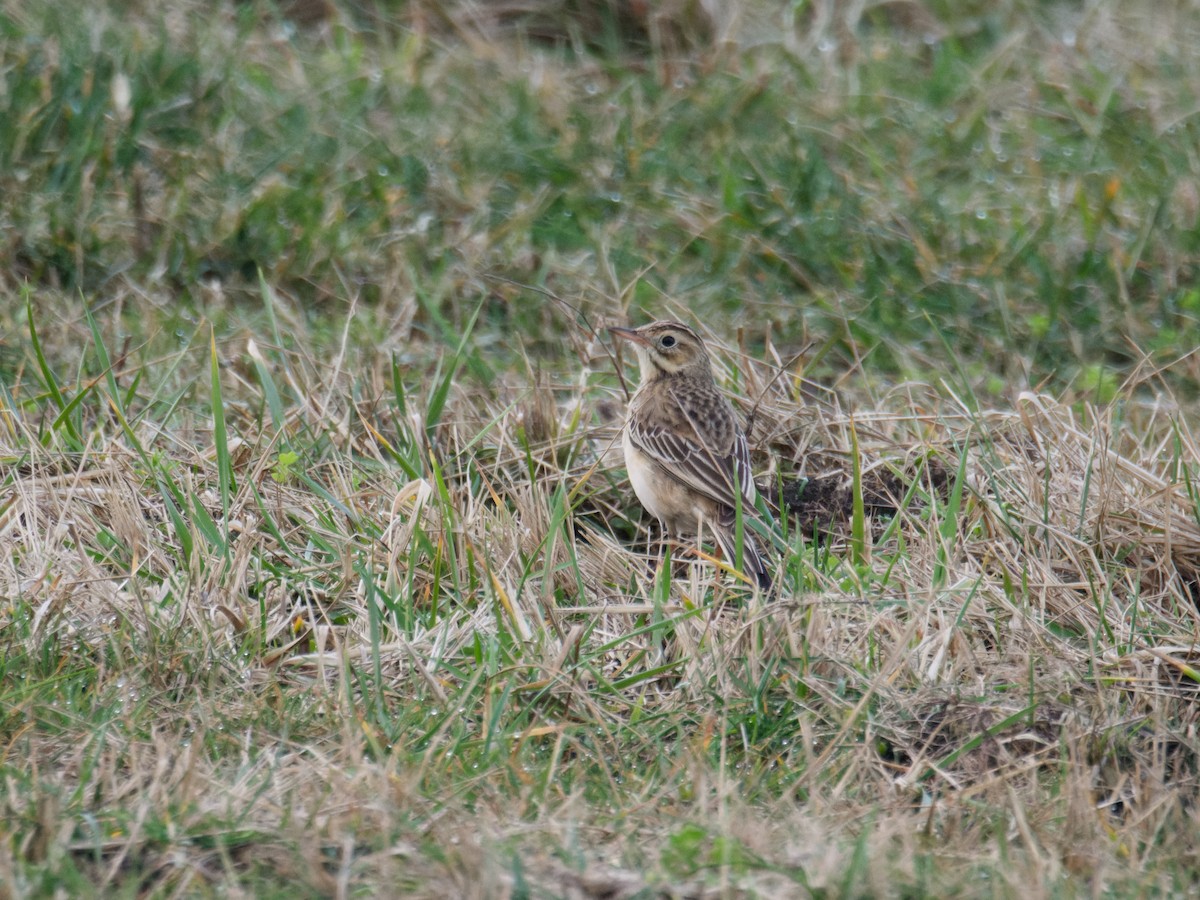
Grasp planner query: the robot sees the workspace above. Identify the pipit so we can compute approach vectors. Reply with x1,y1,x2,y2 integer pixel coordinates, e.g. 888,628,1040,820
609,320,772,590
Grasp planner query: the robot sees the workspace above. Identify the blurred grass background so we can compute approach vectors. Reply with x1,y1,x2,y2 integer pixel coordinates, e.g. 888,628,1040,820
5,0,1199,394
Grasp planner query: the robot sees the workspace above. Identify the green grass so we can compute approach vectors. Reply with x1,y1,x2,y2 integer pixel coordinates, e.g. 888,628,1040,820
6,0,1200,391
5,0,1200,895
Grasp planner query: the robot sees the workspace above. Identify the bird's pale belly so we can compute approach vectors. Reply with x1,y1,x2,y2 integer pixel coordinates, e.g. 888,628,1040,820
624,434,666,519
623,428,705,533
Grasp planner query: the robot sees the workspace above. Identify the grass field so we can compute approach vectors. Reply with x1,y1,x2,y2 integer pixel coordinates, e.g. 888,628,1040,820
4,0,1200,895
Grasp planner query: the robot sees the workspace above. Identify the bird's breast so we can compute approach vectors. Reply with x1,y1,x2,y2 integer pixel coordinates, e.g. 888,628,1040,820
623,428,667,520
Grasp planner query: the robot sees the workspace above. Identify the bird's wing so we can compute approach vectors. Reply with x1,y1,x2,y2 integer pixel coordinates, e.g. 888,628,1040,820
628,406,757,515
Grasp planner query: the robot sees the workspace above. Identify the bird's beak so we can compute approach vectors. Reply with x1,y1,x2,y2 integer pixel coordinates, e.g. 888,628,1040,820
608,326,650,347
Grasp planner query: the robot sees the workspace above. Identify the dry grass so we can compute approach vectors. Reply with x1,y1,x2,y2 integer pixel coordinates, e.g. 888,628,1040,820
5,295,1200,894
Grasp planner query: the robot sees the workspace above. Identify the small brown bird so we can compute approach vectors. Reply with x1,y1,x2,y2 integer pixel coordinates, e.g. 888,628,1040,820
609,320,772,590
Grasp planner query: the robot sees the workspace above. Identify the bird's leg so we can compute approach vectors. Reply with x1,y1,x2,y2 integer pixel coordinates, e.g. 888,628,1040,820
650,529,690,593
696,513,721,565
645,523,668,584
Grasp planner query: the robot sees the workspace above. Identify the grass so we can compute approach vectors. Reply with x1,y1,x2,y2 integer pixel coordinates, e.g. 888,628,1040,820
4,0,1200,895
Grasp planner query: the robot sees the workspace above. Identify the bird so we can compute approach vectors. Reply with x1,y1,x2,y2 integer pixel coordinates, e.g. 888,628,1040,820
609,320,773,590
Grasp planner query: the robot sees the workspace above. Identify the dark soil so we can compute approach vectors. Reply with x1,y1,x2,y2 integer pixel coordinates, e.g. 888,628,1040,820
766,454,951,540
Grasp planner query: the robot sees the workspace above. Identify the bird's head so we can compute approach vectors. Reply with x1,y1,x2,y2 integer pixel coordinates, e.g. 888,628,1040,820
609,320,711,382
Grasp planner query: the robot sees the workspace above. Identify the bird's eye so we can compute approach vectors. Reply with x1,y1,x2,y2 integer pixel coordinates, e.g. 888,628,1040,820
660,335,677,348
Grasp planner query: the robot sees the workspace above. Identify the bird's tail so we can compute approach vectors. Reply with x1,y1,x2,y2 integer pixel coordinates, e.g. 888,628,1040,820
712,523,773,592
